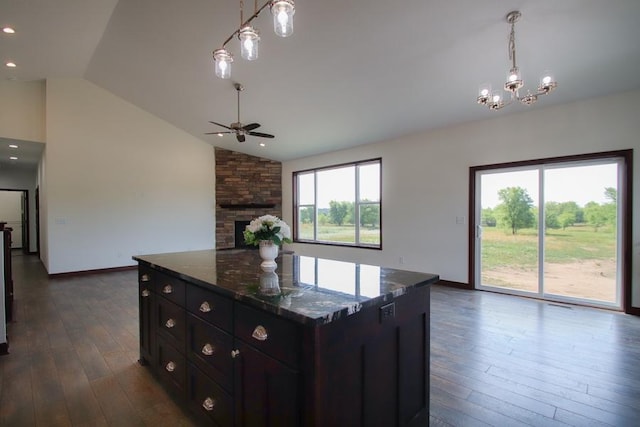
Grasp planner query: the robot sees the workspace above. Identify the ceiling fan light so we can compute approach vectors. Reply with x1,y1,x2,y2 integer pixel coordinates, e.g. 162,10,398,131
271,0,295,37
239,26,260,61
213,48,233,79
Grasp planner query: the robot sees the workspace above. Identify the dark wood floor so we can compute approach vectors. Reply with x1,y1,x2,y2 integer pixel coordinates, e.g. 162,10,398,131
1,253,639,426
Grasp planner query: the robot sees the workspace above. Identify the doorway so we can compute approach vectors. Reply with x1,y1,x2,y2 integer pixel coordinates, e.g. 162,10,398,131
0,189,28,252
470,151,632,311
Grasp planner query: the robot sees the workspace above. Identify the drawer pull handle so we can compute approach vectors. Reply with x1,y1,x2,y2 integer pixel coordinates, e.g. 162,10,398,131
141,289,150,297
165,361,176,372
141,274,150,282
201,343,214,356
165,318,176,328
202,397,216,411
252,325,268,341
199,301,212,313
162,284,173,294
231,349,240,358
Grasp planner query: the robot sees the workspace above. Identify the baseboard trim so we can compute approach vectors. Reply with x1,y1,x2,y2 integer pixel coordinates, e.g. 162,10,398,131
49,265,137,278
435,279,471,290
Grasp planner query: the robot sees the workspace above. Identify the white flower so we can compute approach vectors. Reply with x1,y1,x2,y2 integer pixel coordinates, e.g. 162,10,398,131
243,214,293,246
278,221,291,239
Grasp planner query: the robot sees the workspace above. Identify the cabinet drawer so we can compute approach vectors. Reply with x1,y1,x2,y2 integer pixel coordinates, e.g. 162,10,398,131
234,304,301,367
157,297,186,346
157,336,186,394
187,363,233,427
155,271,186,306
186,285,233,332
187,314,233,391
138,265,154,291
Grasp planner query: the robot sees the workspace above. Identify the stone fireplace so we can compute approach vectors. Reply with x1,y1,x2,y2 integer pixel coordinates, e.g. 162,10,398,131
215,147,282,249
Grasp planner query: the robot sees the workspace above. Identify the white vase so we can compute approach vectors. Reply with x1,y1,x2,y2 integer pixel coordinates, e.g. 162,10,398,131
259,240,279,272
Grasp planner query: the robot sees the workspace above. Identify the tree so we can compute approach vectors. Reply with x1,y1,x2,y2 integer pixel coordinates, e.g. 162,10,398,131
496,187,535,235
481,207,497,227
584,201,607,231
604,187,617,204
359,204,380,228
328,200,351,226
299,207,314,224
544,201,561,229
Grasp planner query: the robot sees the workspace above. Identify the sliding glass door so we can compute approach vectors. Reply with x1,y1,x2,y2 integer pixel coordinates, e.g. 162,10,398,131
474,157,623,309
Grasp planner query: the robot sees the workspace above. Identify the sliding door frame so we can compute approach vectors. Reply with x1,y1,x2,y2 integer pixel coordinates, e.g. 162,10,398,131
468,149,633,313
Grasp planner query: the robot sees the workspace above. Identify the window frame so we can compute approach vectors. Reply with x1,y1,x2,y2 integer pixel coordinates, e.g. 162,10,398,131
293,158,382,249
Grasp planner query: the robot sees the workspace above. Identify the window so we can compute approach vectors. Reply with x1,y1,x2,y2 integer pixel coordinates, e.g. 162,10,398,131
294,159,381,248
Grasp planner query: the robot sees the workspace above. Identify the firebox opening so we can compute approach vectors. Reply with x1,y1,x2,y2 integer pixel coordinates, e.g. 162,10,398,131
234,220,256,249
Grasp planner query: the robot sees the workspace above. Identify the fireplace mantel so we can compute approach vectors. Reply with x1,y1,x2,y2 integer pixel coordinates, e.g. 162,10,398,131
219,203,276,209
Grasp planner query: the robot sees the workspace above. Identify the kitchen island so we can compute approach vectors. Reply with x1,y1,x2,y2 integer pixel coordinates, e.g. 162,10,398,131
133,249,438,427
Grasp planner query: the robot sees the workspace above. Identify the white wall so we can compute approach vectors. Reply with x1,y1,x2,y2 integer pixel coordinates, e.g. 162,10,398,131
282,90,640,309
0,80,45,143
44,79,216,274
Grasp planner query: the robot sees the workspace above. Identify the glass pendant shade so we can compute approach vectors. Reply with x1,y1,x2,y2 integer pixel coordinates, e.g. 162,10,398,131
271,0,295,37
539,70,557,93
504,67,523,92
477,83,491,104
213,48,233,79
239,26,260,60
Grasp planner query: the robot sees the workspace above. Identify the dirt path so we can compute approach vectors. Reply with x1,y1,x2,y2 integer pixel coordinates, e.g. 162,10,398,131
482,259,617,302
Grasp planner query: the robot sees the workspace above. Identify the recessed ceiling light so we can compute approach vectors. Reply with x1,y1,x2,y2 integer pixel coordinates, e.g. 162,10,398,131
9,156,18,160
217,133,224,137
2,27,15,34
9,144,18,148
6,62,17,68
259,142,266,147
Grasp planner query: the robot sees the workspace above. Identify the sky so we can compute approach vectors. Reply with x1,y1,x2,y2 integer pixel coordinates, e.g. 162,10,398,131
299,163,380,208
480,162,619,209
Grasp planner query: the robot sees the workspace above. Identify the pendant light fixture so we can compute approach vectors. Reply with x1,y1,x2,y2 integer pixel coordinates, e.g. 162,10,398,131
212,0,295,79
477,11,557,110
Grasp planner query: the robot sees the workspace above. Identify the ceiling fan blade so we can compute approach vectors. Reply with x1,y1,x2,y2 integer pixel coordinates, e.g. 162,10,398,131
204,131,233,135
248,131,275,138
242,123,261,131
237,133,246,143
209,121,232,130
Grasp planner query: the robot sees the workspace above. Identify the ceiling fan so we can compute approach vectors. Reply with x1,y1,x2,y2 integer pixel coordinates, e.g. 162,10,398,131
206,83,275,143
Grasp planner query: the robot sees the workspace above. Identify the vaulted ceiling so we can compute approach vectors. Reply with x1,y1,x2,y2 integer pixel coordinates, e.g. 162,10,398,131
2,0,640,164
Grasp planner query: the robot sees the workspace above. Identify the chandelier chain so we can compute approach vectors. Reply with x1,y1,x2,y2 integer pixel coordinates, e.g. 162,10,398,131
508,22,516,68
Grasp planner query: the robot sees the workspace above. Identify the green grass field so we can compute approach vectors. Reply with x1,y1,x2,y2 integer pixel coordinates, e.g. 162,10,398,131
298,223,380,245
481,224,616,269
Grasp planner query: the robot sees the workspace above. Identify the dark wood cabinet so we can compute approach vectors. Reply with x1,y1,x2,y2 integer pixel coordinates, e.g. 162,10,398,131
234,340,300,427
138,269,155,364
135,251,436,427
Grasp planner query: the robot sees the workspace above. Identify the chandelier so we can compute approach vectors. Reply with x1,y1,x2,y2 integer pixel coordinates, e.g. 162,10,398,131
477,11,557,110
213,0,295,79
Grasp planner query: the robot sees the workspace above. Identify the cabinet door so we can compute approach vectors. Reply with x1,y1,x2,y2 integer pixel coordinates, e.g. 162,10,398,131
139,274,155,365
234,341,300,427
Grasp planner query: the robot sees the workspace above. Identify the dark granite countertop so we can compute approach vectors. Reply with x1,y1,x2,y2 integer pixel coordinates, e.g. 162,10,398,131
133,249,439,326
